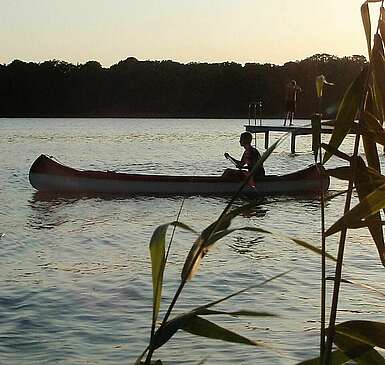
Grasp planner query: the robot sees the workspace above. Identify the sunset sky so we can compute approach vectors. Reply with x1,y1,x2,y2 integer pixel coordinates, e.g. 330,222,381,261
1,0,379,67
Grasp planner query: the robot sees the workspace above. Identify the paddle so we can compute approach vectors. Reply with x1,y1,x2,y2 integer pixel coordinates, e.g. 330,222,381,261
224,153,241,169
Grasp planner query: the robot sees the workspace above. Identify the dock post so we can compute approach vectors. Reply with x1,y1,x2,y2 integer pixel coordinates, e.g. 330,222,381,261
311,114,321,157
290,132,296,154
264,131,269,149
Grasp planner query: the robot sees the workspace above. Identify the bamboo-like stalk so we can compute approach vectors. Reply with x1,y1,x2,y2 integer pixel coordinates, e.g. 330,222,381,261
323,3,385,359
314,87,327,362
323,134,359,365
314,110,327,363
320,170,326,363
323,69,371,363
144,162,260,364
145,136,287,364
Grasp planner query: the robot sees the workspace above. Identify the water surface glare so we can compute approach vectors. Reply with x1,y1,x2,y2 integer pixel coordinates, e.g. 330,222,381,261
1,118,385,364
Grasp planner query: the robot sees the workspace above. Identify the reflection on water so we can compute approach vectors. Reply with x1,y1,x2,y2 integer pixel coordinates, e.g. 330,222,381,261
28,193,75,230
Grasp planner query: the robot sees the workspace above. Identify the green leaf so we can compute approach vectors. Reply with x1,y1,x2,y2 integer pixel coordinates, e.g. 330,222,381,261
200,270,291,310
352,156,385,265
181,202,261,281
326,167,352,181
295,350,349,365
367,84,383,122
334,332,385,364
325,184,385,235
348,219,385,229
361,111,385,147
209,226,336,261
327,276,385,298
327,164,385,186
152,313,193,350
372,34,385,121
321,143,351,162
361,2,372,58
181,315,263,347
380,16,385,49
323,67,369,164
336,320,385,349
361,124,381,173
326,158,385,265
197,308,276,318
152,271,288,351
150,222,197,322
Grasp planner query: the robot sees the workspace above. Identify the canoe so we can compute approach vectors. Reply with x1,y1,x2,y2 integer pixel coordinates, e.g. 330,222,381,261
29,154,330,195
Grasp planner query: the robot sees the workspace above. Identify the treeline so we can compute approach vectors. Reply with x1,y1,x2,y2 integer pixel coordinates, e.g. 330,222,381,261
0,54,366,118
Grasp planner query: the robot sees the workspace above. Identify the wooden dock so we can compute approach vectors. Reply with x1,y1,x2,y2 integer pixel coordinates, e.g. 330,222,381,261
245,123,334,154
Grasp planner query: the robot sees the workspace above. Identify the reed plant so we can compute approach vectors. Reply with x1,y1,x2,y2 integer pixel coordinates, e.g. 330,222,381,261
297,1,385,364
134,135,340,365
137,1,385,363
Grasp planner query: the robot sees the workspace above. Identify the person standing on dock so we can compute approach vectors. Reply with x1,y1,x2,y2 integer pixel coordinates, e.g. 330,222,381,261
224,132,265,182
284,80,302,126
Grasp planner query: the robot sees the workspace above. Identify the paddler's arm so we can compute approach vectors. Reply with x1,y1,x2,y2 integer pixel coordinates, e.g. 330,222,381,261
224,152,243,168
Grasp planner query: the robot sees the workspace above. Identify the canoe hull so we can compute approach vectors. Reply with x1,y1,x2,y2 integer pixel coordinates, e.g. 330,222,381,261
29,155,330,195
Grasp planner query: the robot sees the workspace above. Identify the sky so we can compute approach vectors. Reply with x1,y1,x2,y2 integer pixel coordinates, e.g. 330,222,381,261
1,0,380,67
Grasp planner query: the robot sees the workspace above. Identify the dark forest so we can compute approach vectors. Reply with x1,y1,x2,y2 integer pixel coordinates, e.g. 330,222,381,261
0,53,366,119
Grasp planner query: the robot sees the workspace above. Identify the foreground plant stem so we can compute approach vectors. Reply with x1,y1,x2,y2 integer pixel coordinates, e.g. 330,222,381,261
146,199,186,364
323,128,362,364
145,138,289,364
316,134,326,362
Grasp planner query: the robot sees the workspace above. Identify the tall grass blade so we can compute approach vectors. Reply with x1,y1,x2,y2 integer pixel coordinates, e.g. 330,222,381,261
321,143,351,162
324,131,363,364
335,320,385,349
150,222,197,322
361,111,385,146
326,276,385,298
181,315,264,347
361,2,372,58
199,270,291,310
299,322,385,364
367,84,383,122
197,308,276,317
327,165,385,189
334,332,385,364
208,226,336,261
372,34,385,121
361,126,381,172
323,67,369,164
380,8,385,42
295,350,349,365
326,167,352,181
181,202,261,281
325,163,385,266
135,347,150,365
325,184,385,235
353,156,385,264
152,313,193,350
151,271,287,352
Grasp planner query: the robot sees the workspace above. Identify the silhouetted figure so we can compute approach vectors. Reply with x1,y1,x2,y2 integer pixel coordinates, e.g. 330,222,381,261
223,132,265,183
284,80,302,126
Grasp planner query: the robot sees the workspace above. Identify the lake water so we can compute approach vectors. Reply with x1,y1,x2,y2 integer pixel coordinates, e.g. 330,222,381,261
1,118,385,364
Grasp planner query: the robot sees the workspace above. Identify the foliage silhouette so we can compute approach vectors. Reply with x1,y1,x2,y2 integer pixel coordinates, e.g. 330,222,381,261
0,54,366,118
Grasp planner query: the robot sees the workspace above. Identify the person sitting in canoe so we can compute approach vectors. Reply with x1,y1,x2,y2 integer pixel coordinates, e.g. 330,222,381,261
223,131,265,182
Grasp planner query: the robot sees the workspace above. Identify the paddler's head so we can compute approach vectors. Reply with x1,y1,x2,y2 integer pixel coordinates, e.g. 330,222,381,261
239,132,252,147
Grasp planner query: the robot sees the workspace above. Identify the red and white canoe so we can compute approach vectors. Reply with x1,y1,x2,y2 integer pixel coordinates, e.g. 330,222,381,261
29,154,329,195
